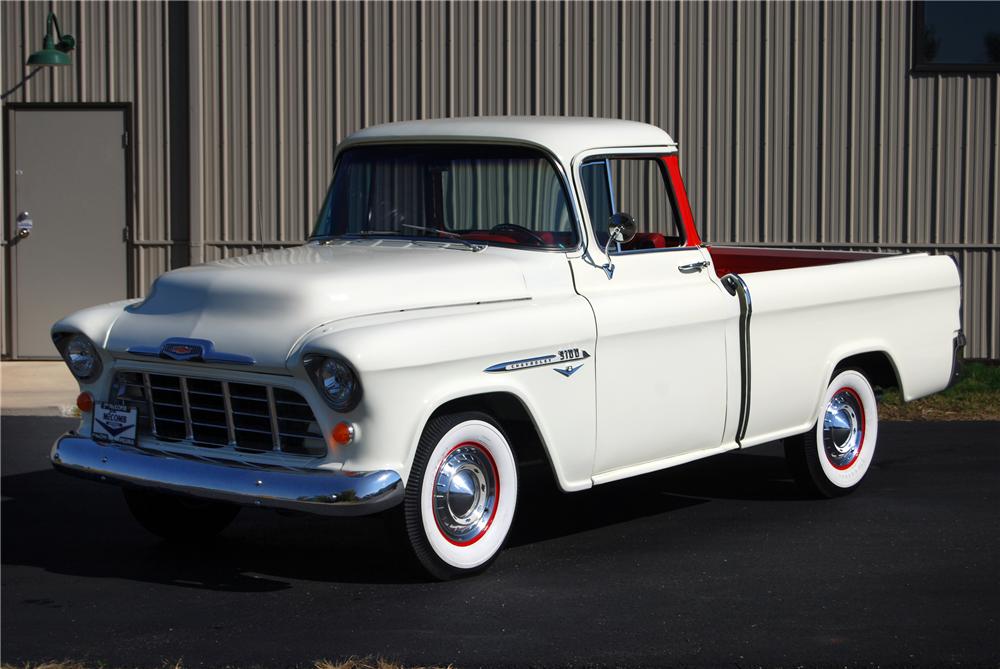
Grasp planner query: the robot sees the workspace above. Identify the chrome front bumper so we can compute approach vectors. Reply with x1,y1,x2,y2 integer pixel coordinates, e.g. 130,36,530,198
51,434,404,516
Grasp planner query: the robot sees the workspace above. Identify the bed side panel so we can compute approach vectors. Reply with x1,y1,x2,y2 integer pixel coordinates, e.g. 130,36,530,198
738,253,961,446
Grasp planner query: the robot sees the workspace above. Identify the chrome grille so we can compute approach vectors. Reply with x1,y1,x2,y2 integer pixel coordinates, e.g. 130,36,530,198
111,371,326,457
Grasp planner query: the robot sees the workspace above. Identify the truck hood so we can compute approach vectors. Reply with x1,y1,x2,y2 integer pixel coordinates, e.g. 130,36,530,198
107,242,530,370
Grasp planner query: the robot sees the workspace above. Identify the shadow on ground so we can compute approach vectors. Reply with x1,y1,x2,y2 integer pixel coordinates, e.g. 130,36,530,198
2,416,799,590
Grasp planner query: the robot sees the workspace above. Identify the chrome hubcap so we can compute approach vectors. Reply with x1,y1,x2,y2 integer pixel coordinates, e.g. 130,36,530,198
823,388,864,469
433,443,498,544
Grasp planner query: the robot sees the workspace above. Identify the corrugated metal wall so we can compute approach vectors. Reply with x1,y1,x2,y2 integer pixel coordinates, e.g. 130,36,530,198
3,0,998,358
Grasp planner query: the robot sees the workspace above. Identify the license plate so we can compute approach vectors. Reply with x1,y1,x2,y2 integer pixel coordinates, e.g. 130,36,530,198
93,402,138,446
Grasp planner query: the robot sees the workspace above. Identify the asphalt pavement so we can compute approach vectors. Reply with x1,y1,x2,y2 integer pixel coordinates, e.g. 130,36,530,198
2,416,998,668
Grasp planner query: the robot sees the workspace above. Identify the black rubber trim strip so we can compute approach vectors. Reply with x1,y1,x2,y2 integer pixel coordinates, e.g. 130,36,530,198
723,274,752,444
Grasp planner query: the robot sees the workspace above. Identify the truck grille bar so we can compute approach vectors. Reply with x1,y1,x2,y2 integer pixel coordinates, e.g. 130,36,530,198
111,371,326,457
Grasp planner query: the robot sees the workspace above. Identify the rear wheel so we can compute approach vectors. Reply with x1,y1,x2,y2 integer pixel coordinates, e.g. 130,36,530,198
123,488,240,542
404,412,518,580
784,369,879,498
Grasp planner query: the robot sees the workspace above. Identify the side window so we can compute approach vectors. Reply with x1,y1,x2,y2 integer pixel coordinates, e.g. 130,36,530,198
580,161,614,233
583,156,685,251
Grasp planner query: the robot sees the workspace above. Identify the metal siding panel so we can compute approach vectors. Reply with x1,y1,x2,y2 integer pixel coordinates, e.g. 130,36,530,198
879,0,908,246
279,2,307,240
791,1,821,245
367,2,393,123
222,1,249,243
850,0,878,244
676,1,706,237
204,2,223,249
652,1,678,139
764,1,793,245
964,77,992,246
335,3,362,139
821,1,850,244
565,1,591,119
251,1,277,243
937,77,965,245
509,1,533,116
308,2,336,218
703,1,733,243
76,1,107,100
733,1,762,243
909,76,937,245
1,2,21,103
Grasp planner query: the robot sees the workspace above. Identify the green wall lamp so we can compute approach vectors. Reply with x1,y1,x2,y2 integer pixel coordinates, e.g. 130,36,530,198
26,12,76,66
1,12,76,99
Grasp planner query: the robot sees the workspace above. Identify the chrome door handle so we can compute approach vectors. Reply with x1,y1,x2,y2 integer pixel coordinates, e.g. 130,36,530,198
678,260,710,273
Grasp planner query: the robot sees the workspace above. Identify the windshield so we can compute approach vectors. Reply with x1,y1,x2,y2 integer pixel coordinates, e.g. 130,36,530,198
311,144,578,250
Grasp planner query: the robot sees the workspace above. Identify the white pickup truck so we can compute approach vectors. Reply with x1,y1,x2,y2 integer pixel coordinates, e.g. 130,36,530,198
51,117,964,579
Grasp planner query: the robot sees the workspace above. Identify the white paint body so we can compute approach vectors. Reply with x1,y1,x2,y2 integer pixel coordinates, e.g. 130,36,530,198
53,118,962,498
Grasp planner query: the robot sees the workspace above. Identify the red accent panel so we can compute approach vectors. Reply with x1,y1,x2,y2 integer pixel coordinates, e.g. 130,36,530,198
706,246,886,278
622,232,667,250
661,155,701,246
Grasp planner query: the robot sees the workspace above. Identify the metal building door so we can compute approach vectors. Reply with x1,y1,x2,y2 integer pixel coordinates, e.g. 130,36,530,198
6,107,129,358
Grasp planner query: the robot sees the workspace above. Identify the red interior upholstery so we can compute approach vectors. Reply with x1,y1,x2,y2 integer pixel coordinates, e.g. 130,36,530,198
459,232,521,245
619,233,686,251
624,233,666,250
707,246,885,277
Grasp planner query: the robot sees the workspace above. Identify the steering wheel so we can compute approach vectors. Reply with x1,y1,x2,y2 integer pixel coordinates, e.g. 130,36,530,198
489,223,547,245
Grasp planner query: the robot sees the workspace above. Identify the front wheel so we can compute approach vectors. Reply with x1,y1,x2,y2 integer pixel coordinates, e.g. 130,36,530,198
404,412,519,580
784,369,879,498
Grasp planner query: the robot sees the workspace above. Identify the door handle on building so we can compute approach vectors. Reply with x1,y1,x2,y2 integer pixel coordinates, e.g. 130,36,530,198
15,211,32,239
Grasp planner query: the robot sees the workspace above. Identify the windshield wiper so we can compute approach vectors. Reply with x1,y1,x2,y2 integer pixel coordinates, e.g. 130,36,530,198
410,237,486,252
400,224,460,238
398,224,485,251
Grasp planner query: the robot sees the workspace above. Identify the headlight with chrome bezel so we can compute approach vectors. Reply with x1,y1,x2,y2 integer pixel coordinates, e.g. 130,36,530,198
54,333,103,382
304,354,363,412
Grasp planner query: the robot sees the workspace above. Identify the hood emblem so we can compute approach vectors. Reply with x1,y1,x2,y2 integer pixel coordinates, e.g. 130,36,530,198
128,337,255,365
485,348,590,374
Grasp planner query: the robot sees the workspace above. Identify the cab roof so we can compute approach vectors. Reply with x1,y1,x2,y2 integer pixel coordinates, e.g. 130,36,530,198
340,117,678,165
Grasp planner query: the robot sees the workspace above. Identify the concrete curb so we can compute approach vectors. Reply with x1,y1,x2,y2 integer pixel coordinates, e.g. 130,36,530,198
3,406,80,418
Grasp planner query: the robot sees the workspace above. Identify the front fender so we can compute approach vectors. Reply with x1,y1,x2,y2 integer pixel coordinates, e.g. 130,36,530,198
50,300,141,407
294,296,597,490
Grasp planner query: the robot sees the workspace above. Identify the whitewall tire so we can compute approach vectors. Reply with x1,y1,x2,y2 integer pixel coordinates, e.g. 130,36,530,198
404,412,518,580
784,369,879,498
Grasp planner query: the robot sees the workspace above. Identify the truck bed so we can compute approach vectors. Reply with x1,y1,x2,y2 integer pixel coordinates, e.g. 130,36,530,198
707,245,886,278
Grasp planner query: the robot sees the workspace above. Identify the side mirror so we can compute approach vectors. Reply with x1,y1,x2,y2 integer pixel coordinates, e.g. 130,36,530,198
605,212,636,252
601,212,636,280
